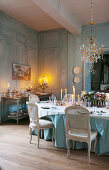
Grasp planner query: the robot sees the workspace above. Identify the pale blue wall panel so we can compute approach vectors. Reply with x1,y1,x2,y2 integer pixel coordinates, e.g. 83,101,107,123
0,11,38,121
0,11,38,90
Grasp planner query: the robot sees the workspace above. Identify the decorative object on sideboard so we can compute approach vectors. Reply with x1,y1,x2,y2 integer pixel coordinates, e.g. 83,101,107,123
38,76,48,93
26,84,32,91
6,83,10,96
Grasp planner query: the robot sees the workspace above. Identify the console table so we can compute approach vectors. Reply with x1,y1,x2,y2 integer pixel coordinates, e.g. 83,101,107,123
1,96,29,124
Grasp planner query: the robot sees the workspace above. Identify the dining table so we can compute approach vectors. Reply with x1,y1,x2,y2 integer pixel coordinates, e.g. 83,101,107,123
32,101,109,155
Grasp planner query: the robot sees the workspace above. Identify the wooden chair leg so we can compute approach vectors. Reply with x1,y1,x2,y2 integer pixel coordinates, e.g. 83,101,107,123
66,138,70,158
72,140,75,150
41,129,43,139
94,136,97,153
37,130,40,148
52,127,54,142
30,127,32,144
88,142,91,163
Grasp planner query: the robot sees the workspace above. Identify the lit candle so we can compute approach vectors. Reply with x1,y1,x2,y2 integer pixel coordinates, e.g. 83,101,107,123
78,95,80,102
7,83,10,91
73,86,75,95
61,89,63,101
72,94,75,104
8,83,10,88
65,89,67,95
106,93,109,99
81,90,86,97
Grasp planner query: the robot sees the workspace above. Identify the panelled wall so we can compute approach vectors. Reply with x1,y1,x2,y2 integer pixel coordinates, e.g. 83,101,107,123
0,11,108,95
38,29,68,96
0,11,38,90
38,29,85,96
67,33,82,95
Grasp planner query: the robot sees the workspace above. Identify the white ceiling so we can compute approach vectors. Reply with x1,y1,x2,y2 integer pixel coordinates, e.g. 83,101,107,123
0,0,62,31
0,0,109,33
62,0,109,25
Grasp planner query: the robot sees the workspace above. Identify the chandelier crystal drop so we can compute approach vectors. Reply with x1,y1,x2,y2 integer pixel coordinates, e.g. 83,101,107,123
80,0,103,74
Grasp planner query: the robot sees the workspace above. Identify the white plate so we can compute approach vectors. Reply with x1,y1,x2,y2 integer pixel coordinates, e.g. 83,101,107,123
73,66,81,75
73,76,80,84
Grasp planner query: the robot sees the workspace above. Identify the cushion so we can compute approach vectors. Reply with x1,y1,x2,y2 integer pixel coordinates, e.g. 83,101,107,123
68,130,97,140
39,119,54,128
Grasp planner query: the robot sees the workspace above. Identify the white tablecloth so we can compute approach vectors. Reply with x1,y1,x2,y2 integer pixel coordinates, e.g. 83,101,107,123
35,102,109,120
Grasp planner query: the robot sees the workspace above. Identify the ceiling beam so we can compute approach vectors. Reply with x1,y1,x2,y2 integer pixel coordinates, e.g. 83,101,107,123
32,0,81,34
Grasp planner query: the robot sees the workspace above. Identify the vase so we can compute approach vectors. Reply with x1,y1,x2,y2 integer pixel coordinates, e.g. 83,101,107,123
97,101,106,108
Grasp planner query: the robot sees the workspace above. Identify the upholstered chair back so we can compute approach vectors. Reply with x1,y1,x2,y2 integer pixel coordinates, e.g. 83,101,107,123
29,94,40,103
65,106,90,136
27,102,39,129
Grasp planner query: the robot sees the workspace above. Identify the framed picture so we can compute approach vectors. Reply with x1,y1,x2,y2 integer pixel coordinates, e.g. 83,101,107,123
12,64,31,80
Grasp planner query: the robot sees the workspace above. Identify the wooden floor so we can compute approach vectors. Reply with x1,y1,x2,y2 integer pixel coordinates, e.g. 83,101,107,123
0,120,109,170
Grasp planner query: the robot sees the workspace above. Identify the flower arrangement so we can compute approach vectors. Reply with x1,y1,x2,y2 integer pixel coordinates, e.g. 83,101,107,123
81,91,95,102
81,91,106,107
94,92,106,102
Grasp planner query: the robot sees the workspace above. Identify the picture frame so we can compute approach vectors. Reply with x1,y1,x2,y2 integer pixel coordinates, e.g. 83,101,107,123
12,63,31,80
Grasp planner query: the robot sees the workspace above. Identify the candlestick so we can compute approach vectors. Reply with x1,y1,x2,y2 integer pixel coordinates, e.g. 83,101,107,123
73,86,75,95
61,89,63,101
7,83,10,89
72,94,75,105
26,86,27,90
81,90,86,97
65,89,67,95
78,95,80,102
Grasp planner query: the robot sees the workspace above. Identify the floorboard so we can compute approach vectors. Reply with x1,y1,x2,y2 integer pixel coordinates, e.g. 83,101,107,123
0,121,109,170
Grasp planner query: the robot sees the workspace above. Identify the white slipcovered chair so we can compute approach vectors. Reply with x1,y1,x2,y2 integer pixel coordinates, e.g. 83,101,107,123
29,94,40,103
65,105,97,163
27,102,54,148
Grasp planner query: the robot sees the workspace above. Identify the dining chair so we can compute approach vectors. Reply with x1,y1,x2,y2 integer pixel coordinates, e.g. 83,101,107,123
65,105,97,163
29,94,40,103
27,102,54,148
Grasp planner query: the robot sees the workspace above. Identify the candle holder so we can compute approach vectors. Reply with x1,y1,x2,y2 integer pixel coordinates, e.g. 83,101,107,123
38,76,48,93
6,83,10,96
72,94,75,105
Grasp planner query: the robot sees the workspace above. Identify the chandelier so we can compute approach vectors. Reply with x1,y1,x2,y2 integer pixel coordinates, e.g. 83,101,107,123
80,0,103,74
